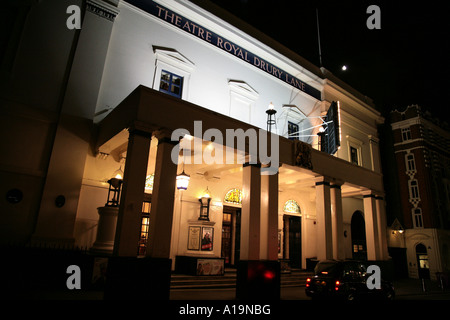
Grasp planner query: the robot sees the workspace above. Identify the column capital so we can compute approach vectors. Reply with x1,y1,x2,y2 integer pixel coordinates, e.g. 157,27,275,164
314,176,331,186
362,189,384,199
330,178,344,187
128,123,153,139
362,189,375,197
152,128,173,141
243,162,261,168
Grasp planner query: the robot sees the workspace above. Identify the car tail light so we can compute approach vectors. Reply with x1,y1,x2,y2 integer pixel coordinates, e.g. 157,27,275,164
306,278,311,287
335,281,340,291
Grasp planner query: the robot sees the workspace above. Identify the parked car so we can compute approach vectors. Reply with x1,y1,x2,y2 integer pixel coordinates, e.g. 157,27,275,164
305,260,395,300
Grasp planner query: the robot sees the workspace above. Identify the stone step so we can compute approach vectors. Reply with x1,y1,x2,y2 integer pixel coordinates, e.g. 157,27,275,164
170,269,313,290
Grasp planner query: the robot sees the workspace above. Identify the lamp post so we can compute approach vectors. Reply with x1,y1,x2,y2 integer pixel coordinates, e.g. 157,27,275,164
106,177,123,207
198,187,211,221
266,102,277,133
91,170,123,255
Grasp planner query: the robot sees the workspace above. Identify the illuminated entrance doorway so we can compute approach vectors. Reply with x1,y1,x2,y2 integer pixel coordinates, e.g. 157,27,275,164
283,215,301,268
138,194,152,256
416,243,430,279
351,210,367,260
221,206,241,267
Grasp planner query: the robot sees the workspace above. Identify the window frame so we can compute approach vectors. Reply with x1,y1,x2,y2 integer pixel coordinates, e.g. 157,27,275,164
350,146,359,165
152,47,195,100
406,153,416,172
401,127,412,141
159,69,183,98
409,179,420,200
413,207,424,228
288,121,300,140
346,135,363,166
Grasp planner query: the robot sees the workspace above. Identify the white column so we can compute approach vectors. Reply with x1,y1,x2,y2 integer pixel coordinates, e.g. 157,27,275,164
113,130,151,257
240,163,261,261
331,183,345,260
376,196,389,260
363,191,381,261
315,176,333,261
260,167,279,261
146,137,179,259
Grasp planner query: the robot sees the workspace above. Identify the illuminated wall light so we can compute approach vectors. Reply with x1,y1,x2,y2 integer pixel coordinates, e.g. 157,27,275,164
176,170,190,190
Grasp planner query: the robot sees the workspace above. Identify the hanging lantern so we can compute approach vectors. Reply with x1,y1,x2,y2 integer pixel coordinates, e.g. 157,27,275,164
176,169,190,190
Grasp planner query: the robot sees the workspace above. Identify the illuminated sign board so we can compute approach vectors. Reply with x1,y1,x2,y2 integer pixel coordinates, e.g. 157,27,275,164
320,101,341,155
128,0,322,101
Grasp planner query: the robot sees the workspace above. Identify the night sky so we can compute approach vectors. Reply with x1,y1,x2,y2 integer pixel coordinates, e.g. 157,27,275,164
208,0,450,117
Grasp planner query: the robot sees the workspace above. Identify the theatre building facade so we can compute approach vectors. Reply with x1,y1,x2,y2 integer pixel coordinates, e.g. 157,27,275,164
1,0,389,296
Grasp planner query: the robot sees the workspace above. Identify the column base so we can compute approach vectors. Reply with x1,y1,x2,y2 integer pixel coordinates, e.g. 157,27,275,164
236,260,280,300
90,206,119,255
104,257,172,300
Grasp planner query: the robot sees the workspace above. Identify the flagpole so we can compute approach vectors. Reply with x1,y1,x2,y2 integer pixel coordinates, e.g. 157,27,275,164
316,8,323,68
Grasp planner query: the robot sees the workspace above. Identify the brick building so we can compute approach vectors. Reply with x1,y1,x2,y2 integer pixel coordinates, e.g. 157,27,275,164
388,105,450,280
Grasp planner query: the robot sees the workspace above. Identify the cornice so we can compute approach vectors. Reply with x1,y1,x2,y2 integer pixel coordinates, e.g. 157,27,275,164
87,0,120,21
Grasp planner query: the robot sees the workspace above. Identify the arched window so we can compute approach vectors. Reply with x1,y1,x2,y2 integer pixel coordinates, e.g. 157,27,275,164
409,179,420,200
283,200,301,214
413,208,423,228
405,153,416,172
224,188,242,204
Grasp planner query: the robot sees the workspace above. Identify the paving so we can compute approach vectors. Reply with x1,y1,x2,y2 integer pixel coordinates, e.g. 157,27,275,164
13,273,450,301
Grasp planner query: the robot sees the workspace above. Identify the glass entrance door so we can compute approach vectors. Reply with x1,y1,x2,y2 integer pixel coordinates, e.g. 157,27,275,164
221,213,232,266
284,215,301,268
416,243,430,279
221,206,241,267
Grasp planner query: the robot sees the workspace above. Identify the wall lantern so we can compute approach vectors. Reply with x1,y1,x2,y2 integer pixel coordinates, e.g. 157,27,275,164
106,167,123,207
176,162,190,190
198,187,211,221
391,218,405,235
266,102,277,133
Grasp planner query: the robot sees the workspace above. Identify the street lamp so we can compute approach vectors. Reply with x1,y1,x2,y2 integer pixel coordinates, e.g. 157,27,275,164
106,175,122,207
266,102,277,133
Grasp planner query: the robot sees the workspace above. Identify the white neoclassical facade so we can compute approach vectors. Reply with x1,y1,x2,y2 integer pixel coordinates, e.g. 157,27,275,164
1,0,388,282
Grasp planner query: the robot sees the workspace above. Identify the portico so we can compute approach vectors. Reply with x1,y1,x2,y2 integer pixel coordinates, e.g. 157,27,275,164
92,85,389,298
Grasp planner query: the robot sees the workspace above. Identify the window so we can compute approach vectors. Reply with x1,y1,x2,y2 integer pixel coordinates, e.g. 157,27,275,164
145,174,154,193
138,201,151,256
346,135,363,166
401,127,412,141
159,70,183,98
406,154,416,172
152,47,195,100
283,199,301,214
409,179,420,200
224,188,242,205
350,146,359,165
288,122,299,140
413,208,423,228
